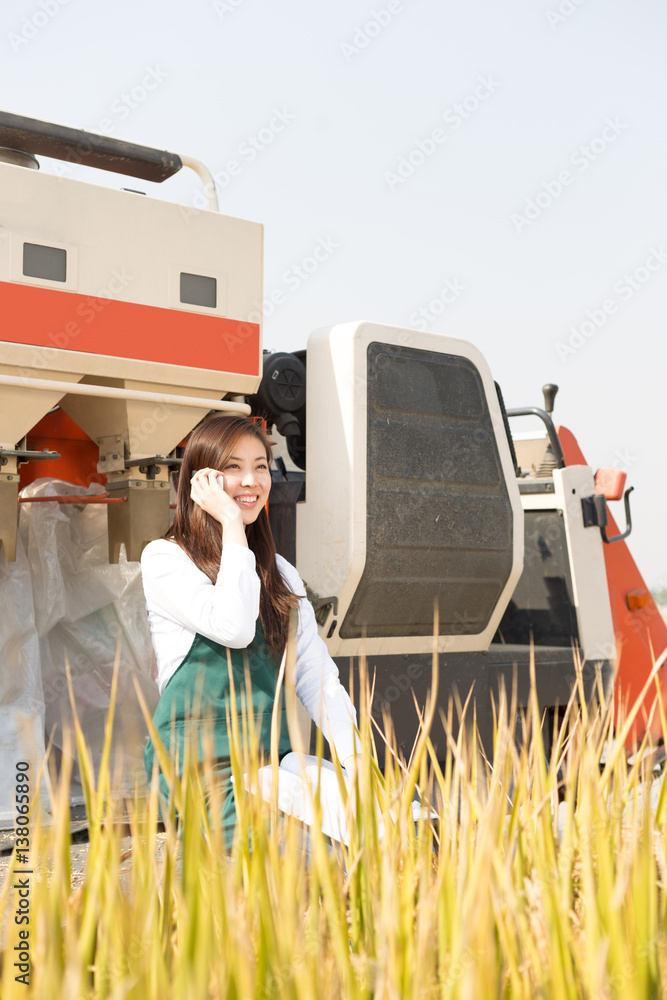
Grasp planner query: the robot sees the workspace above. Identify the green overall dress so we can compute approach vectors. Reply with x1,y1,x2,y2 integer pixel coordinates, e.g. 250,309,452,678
144,622,292,849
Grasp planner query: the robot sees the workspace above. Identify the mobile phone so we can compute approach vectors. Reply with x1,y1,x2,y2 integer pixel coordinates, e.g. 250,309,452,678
191,470,225,490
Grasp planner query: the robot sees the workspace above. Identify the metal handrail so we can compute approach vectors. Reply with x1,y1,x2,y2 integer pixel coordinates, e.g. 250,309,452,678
0,373,250,415
0,110,182,183
506,406,566,469
18,492,128,505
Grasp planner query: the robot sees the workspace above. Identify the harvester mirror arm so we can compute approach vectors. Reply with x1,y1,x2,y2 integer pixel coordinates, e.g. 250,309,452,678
0,110,183,184
601,486,634,545
505,406,566,469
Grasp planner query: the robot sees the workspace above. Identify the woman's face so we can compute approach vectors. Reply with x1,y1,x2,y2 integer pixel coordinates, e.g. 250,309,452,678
219,434,272,525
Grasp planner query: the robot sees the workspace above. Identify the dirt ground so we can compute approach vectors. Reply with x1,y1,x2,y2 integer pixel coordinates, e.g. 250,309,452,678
0,829,173,899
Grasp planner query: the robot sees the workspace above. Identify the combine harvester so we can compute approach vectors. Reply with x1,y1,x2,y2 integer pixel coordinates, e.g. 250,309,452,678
0,111,664,826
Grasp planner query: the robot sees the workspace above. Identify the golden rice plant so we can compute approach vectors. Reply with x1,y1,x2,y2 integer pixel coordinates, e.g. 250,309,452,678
1,639,667,999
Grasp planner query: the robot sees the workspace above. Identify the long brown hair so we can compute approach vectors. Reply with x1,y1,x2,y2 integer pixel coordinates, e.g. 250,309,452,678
168,415,299,658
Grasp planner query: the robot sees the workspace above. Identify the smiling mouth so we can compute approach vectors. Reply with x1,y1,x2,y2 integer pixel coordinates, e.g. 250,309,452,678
234,495,259,506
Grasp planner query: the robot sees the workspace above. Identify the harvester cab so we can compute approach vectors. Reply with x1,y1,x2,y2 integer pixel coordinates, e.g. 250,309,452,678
255,338,623,760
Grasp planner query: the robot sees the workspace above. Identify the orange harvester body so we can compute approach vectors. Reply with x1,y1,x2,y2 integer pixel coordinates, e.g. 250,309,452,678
558,425,667,740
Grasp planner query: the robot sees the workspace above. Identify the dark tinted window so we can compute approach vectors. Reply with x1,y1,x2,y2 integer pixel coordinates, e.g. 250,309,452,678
180,272,217,308
494,509,578,646
23,243,67,282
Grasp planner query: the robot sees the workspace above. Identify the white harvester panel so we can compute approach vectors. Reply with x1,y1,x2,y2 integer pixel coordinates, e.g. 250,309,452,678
297,322,524,657
514,464,616,665
0,159,263,402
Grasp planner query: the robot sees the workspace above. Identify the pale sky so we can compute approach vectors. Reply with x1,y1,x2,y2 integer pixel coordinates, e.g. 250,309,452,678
1,0,666,588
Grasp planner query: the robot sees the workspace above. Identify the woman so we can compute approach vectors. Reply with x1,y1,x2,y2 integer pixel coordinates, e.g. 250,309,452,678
141,415,361,848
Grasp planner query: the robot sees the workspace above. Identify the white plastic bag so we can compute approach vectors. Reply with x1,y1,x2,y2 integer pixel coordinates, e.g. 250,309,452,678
17,479,158,804
0,526,51,828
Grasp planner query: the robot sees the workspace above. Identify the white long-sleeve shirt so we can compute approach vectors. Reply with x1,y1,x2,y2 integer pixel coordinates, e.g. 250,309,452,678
140,539,361,763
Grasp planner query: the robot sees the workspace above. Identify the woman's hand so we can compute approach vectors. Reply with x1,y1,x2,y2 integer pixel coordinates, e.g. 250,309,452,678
190,468,247,546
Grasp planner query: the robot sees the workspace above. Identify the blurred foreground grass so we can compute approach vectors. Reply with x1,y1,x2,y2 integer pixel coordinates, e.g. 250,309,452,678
1,647,667,1000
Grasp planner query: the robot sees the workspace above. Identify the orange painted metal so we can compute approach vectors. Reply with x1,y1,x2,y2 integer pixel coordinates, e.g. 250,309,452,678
1,280,260,374
22,408,104,490
558,425,667,739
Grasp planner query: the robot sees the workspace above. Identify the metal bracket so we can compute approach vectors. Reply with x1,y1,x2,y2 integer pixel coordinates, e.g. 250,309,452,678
518,480,555,495
96,436,126,474
581,493,608,530
105,479,170,492
305,585,339,626
124,456,183,481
